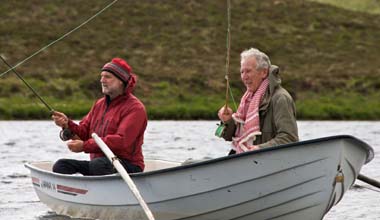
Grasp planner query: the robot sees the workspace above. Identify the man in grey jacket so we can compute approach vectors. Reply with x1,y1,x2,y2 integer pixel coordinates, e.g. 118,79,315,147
218,48,298,154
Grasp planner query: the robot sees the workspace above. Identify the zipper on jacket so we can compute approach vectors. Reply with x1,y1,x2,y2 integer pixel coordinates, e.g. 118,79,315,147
93,119,99,136
98,96,111,136
102,120,110,137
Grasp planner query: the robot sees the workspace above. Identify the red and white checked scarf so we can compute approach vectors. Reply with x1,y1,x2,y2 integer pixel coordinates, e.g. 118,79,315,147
232,78,269,153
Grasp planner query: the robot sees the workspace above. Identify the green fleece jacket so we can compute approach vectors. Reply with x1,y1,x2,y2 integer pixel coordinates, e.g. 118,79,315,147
222,65,299,148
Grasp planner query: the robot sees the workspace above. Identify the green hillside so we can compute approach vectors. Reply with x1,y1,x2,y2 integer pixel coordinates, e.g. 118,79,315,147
310,0,380,14
0,0,380,120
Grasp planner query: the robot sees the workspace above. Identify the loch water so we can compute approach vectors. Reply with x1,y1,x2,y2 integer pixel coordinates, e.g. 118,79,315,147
0,120,379,220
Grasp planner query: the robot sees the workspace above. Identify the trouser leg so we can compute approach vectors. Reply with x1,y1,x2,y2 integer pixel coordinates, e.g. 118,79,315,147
120,159,142,173
88,157,142,175
52,159,90,175
88,157,115,175
53,157,142,176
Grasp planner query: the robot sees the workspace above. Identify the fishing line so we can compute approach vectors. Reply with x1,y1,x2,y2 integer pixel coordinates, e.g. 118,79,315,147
0,55,54,112
0,0,118,78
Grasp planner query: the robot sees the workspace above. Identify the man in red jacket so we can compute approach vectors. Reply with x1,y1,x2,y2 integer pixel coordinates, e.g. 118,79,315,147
52,58,147,175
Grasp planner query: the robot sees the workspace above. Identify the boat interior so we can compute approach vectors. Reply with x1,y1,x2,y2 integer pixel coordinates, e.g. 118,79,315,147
30,159,182,173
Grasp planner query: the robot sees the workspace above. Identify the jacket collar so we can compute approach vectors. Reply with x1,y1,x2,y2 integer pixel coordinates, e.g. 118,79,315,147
259,65,281,112
104,92,130,107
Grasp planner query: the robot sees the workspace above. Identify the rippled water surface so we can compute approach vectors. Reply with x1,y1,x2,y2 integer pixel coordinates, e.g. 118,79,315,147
0,120,379,220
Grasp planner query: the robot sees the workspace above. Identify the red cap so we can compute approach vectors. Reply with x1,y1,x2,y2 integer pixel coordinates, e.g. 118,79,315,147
102,58,132,84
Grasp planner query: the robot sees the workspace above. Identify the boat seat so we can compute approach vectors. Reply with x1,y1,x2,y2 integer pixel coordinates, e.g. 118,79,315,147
144,159,181,172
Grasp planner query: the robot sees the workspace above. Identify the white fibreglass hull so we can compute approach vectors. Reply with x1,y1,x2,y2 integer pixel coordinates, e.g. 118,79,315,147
25,135,374,220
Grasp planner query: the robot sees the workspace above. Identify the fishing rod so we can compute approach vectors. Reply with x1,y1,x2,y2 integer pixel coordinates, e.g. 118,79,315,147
215,0,235,137
224,0,237,113
0,0,118,78
224,0,231,114
0,0,120,112
0,55,54,112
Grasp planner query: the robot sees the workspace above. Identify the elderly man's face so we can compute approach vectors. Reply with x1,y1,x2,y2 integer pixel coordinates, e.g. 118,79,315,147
100,71,124,99
240,57,268,92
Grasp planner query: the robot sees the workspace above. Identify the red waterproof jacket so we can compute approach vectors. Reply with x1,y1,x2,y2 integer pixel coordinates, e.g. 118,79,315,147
67,75,147,170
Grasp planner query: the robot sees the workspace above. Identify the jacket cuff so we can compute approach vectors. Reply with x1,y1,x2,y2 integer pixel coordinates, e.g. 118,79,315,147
83,138,95,153
222,118,236,141
67,119,76,130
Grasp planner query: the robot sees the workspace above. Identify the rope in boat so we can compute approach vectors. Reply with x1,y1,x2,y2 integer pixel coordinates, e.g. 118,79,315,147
0,0,118,78
224,0,237,112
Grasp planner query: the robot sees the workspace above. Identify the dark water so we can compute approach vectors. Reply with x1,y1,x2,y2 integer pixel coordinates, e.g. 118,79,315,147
0,120,379,220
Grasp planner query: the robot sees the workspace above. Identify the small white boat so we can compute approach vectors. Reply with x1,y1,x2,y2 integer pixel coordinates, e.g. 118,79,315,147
25,135,374,220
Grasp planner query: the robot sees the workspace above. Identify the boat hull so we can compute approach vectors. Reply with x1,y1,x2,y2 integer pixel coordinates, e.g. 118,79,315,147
25,135,374,220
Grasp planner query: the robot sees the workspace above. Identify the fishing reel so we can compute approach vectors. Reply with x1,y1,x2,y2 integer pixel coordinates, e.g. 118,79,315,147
215,122,226,138
59,128,75,141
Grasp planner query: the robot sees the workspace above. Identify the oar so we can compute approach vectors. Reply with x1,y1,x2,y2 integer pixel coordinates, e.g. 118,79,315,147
92,133,155,220
358,173,380,189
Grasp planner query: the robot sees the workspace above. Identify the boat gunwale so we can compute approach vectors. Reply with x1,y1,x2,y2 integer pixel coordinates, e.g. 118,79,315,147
24,135,374,180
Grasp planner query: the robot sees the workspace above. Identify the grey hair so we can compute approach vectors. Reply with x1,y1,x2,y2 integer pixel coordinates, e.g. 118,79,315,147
240,48,271,71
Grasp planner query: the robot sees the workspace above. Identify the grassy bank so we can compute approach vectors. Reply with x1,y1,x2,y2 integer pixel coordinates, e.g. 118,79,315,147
310,0,380,14
2,91,380,120
1,0,380,120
